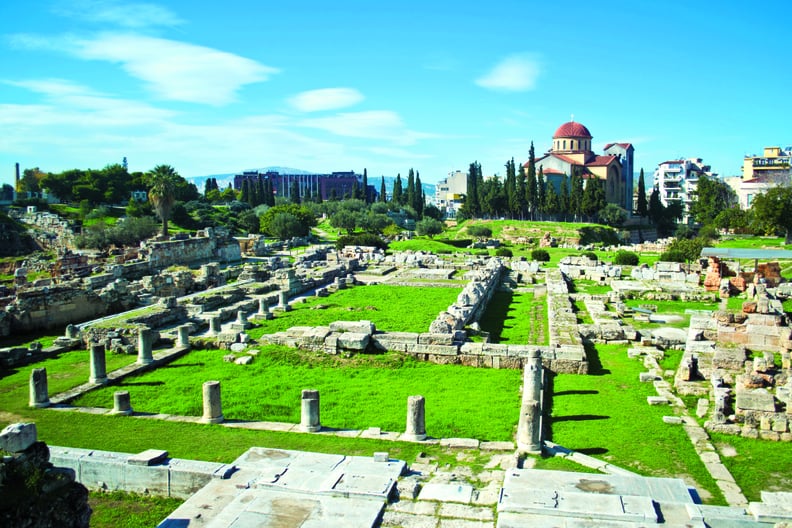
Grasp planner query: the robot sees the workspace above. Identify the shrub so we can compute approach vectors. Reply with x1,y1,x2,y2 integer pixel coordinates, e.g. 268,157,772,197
335,233,388,251
495,247,513,257
578,225,619,246
531,249,550,262
659,249,687,263
613,250,639,265
582,251,598,261
467,225,492,238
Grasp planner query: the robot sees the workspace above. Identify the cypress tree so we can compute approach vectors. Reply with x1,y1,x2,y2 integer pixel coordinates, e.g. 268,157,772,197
392,174,403,206
380,176,387,202
240,179,250,204
362,168,369,203
537,167,546,218
466,161,480,218
505,158,516,218
526,142,537,219
415,172,424,218
289,179,300,204
516,164,527,219
351,178,359,201
406,168,415,209
559,176,570,221
636,168,648,219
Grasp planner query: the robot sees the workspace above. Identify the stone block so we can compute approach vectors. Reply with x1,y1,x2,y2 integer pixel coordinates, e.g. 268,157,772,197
329,320,375,335
234,356,253,365
0,422,37,452
647,396,669,405
127,449,168,466
336,332,370,351
736,389,776,412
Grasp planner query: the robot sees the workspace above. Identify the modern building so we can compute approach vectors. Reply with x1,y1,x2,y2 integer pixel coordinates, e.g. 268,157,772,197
652,158,716,224
233,170,376,202
527,121,634,213
735,146,792,208
434,170,467,218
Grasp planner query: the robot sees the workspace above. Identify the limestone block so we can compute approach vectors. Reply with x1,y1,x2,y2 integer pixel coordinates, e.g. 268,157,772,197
234,356,253,365
329,320,375,335
336,332,370,351
418,333,455,346
0,422,37,452
736,389,776,412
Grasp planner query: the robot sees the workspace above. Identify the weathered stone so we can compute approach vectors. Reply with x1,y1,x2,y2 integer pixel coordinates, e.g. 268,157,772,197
89,343,108,385
329,320,375,335
201,381,223,424
234,356,253,365
29,367,50,408
112,391,133,415
300,389,321,432
403,395,427,441
0,422,37,452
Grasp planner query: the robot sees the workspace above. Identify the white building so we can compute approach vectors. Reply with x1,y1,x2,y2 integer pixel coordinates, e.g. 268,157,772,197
653,158,715,224
435,170,467,218
735,146,792,208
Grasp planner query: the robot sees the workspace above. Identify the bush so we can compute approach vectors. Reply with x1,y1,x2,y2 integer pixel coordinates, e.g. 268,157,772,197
335,233,388,251
467,225,492,238
582,251,598,261
659,249,687,263
613,250,639,265
578,225,619,246
531,249,550,262
495,247,513,257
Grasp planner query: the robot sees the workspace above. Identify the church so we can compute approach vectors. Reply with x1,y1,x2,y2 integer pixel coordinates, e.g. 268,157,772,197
526,121,634,214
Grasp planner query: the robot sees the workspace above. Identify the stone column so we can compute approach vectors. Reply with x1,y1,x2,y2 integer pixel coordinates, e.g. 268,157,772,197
403,395,427,441
278,291,291,311
177,325,190,348
516,399,542,453
137,327,154,365
65,324,80,340
209,316,222,335
333,276,344,290
523,350,543,404
713,388,731,423
202,381,224,424
258,298,269,315
89,343,108,385
300,389,321,432
112,391,133,415
29,368,50,408
236,310,248,325
781,351,790,371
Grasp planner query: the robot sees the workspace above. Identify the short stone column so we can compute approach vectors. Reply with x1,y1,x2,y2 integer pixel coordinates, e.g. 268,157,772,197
201,381,224,424
209,316,222,335
523,350,543,404
112,391,133,415
781,351,790,370
137,327,154,365
334,276,345,290
278,291,291,311
89,343,108,385
29,368,50,408
404,395,427,441
177,325,190,348
300,389,321,432
65,324,80,340
713,388,731,423
516,399,542,454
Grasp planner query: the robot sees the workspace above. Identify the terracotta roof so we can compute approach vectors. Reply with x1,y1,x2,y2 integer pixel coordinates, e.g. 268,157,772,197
553,121,592,139
541,168,566,175
604,142,633,150
586,155,617,167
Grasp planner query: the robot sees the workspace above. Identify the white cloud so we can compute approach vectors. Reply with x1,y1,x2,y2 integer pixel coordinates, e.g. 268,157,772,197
289,88,364,112
52,0,184,28
299,110,433,145
10,32,279,105
475,53,541,92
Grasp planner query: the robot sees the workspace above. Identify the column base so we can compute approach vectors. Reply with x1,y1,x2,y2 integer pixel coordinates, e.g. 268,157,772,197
201,415,224,424
401,433,427,442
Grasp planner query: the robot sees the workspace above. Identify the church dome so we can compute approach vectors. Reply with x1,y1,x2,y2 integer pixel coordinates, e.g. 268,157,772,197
553,121,592,139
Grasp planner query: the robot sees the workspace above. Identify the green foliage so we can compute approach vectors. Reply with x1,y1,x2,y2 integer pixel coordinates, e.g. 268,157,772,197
635,168,648,218
467,225,492,238
582,251,598,261
597,203,627,227
125,197,153,218
613,250,639,265
531,249,550,262
259,203,316,238
494,247,512,257
74,216,159,249
416,218,444,238
689,175,737,226
714,207,754,234
664,237,704,263
335,233,388,250
751,186,792,242
577,225,619,245
659,249,687,263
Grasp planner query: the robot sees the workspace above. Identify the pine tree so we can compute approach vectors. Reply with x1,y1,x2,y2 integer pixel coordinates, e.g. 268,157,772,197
636,168,648,220
392,174,403,205
559,176,570,221
526,142,537,219
406,168,416,209
240,179,250,204
537,167,546,218
505,158,517,218
466,161,480,218
516,164,527,219
289,179,300,204
415,172,424,218
379,176,387,202
362,168,369,203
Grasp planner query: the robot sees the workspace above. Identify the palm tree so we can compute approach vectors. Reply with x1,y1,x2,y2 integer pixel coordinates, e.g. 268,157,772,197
146,164,179,238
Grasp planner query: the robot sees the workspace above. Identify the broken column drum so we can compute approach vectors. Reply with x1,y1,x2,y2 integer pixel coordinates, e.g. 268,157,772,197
300,389,321,432
177,325,190,348
524,351,543,404
29,368,50,408
202,381,224,424
278,291,291,311
112,391,133,415
517,399,542,453
209,316,222,335
404,395,427,441
137,327,154,365
258,298,269,315
89,343,108,384
236,310,248,324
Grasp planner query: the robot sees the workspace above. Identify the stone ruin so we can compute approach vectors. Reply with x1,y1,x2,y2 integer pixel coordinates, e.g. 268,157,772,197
630,260,700,285
559,255,622,282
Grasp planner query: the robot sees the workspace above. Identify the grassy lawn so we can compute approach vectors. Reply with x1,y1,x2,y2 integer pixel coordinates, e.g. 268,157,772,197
72,346,521,441
549,343,725,504
477,290,548,345
711,433,792,502
89,491,183,528
714,236,785,249
573,299,594,324
388,238,475,255
247,284,460,337
623,299,719,330
571,279,612,295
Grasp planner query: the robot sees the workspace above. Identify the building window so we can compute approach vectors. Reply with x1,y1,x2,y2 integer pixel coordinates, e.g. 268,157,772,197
746,194,753,206
563,140,566,150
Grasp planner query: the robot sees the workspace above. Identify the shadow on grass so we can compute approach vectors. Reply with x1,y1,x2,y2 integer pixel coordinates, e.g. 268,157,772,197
121,381,165,387
476,291,513,343
552,414,609,423
583,342,610,375
160,363,205,369
554,389,599,396
574,447,609,456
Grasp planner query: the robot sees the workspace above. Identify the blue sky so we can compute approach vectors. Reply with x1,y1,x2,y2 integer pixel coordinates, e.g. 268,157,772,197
1,0,789,187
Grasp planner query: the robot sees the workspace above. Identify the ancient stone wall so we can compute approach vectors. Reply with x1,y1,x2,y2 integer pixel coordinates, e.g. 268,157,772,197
143,229,241,269
428,258,503,333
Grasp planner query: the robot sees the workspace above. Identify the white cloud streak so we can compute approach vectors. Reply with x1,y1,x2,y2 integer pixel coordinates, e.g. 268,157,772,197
289,88,364,112
52,0,184,28
476,53,541,92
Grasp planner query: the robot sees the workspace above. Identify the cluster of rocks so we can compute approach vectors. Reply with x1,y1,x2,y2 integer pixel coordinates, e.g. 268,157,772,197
142,227,241,269
559,255,622,281
0,423,91,528
577,296,637,344
16,208,77,250
630,261,700,284
429,258,503,333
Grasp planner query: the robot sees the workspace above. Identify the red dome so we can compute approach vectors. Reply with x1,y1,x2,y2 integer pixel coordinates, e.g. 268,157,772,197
553,121,592,139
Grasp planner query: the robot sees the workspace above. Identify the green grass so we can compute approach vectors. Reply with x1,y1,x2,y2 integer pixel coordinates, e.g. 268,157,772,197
0,330,61,349
477,290,548,345
549,343,725,504
711,433,792,502
715,236,785,249
72,346,521,441
89,491,183,528
623,299,719,330
246,284,460,337
573,300,594,325
388,238,473,254
571,279,612,295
